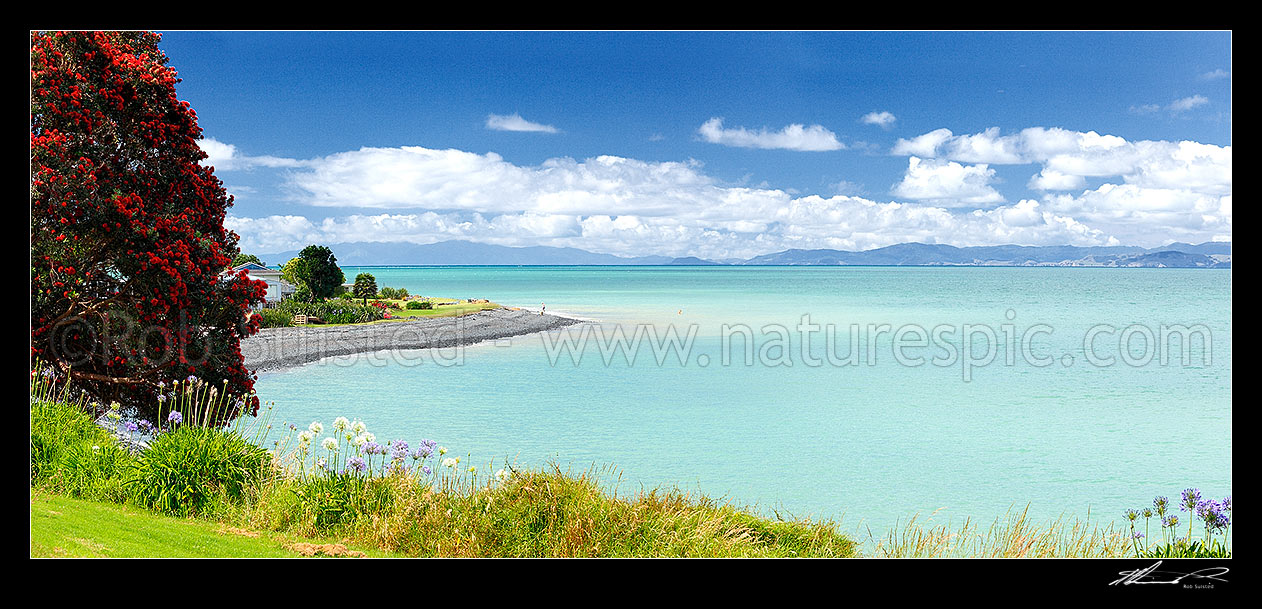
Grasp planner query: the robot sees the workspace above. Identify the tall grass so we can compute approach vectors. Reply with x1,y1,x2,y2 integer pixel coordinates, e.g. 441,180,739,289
868,505,1132,558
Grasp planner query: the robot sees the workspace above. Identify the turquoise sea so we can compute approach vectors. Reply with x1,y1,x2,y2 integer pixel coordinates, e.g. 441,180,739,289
255,266,1232,538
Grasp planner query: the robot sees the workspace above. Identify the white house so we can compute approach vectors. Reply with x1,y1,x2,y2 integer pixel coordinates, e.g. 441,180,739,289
229,262,296,304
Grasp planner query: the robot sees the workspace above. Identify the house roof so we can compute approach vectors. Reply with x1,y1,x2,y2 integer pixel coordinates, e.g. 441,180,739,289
232,262,278,273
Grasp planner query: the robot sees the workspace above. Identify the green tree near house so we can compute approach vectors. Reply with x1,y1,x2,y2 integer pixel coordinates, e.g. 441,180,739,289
232,253,263,267
283,245,345,302
353,273,378,305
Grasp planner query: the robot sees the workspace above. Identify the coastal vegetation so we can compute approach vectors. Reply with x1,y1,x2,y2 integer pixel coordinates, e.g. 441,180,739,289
283,245,346,303
30,31,267,425
30,365,1230,558
30,366,857,557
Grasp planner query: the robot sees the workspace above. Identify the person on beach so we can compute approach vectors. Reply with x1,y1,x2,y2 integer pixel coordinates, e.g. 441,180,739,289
541,303,545,316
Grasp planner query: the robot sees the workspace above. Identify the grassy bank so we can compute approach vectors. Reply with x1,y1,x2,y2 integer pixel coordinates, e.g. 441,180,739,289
29,370,1229,558
29,380,856,557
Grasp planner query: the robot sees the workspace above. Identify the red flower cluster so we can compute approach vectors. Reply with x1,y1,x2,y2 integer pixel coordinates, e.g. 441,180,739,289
31,31,267,423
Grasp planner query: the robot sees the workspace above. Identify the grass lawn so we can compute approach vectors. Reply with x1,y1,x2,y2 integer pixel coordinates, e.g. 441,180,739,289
373,297,500,320
29,491,393,558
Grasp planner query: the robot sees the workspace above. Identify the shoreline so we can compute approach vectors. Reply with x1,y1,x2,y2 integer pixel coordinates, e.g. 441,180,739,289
241,307,584,373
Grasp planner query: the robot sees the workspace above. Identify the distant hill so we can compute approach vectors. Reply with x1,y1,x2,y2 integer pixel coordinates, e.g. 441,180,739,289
259,240,672,266
739,242,1230,268
258,239,1230,268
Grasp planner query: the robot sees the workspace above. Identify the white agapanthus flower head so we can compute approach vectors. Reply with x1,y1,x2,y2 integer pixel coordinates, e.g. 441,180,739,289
298,431,313,444
442,457,458,468
351,420,367,435
322,437,338,451
333,416,350,432
308,421,324,435
495,469,509,482
363,432,375,443
353,434,368,447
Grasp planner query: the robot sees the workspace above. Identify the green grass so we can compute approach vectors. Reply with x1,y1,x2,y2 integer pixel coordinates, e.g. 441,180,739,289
379,297,499,320
29,491,392,558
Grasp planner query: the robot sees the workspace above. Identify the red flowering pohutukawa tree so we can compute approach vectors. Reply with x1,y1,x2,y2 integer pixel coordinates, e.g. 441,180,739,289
31,31,267,423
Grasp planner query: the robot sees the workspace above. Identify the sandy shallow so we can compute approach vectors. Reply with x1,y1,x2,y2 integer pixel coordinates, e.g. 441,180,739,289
241,308,583,373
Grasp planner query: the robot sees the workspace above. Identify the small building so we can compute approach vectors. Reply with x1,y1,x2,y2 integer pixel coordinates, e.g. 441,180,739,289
228,262,296,304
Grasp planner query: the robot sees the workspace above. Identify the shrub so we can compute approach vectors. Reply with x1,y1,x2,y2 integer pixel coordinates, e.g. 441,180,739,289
274,299,386,324
408,301,433,310
254,308,293,329
127,424,272,516
379,286,398,299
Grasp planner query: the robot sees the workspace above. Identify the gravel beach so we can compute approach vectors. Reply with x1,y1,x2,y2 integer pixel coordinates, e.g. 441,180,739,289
241,307,583,373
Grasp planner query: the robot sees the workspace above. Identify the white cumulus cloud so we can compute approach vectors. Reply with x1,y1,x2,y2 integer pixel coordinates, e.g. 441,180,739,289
891,157,1004,206
860,111,897,128
697,118,844,151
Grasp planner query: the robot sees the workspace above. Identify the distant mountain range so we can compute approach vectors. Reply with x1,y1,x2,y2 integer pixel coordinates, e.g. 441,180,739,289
259,240,1231,268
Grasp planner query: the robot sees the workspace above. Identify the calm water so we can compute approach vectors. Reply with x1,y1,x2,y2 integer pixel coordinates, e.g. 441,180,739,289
256,266,1232,537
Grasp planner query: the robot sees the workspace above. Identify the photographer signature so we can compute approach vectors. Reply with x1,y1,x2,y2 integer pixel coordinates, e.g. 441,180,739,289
1110,561,1229,586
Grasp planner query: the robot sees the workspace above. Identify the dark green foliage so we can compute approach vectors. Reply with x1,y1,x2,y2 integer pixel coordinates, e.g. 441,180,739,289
288,245,345,302
353,273,378,304
127,424,271,516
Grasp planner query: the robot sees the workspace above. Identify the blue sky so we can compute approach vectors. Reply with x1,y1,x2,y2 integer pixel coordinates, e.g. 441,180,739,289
159,31,1232,258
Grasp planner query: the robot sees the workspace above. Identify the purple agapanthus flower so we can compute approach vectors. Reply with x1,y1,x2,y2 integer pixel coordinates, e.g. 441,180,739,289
138,420,152,430
1181,488,1201,512
363,442,383,455
1162,515,1179,528
348,456,366,473
1195,499,1231,533
391,440,409,461
167,411,183,424
421,465,432,475
1153,496,1169,516
124,422,139,433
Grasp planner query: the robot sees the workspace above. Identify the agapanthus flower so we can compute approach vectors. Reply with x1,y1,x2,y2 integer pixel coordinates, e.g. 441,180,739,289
364,442,383,455
124,422,138,433
353,434,368,448
1153,496,1169,517
298,431,313,445
167,411,183,424
333,416,350,432
1162,515,1180,528
1195,499,1230,533
347,456,366,473
138,420,152,430
421,465,432,475
316,458,328,470
308,421,324,435
495,469,509,482
322,437,338,451
442,457,458,468
1181,488,1201,512
351,420,366,435
1124,509,1139,522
